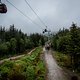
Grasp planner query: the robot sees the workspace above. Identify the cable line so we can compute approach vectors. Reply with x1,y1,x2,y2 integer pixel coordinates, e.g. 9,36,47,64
24,0,47,28
6,0,43,30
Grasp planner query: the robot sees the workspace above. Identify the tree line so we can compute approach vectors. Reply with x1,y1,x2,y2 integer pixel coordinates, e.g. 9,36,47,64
0,24,45,57
52,23,80,71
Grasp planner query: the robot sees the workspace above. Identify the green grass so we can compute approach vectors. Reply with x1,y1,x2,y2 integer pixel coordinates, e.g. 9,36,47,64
53,51,71,68
0,47,46,80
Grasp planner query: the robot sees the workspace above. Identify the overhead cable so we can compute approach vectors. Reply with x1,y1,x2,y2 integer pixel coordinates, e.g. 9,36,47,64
24,0,47,27
6,0,43,30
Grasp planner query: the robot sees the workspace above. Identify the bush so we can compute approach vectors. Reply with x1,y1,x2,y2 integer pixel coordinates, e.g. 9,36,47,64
0,43,8,55
0,67,9,80
53,52,71,68
9,72,26,80
2,61,14,68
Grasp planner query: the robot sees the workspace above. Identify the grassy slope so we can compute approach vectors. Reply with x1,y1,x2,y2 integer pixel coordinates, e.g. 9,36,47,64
53,51,71,69
0,47,46,80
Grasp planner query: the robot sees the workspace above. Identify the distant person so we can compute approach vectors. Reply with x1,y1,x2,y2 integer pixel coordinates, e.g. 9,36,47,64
45,44,50,50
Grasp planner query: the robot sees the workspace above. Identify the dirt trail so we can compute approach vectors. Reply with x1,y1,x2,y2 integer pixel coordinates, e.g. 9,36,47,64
43,48,71,80
0,48,35,65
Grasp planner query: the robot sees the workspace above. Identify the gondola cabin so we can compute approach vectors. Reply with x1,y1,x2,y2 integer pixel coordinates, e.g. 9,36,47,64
44,29,47,32
0,3,7,13
43,31,45,33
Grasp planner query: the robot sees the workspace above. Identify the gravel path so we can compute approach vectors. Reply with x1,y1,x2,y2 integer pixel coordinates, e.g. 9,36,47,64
43,48,70,80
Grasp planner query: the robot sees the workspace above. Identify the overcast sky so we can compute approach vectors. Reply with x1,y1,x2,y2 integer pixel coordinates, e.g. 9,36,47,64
0,0,80,34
